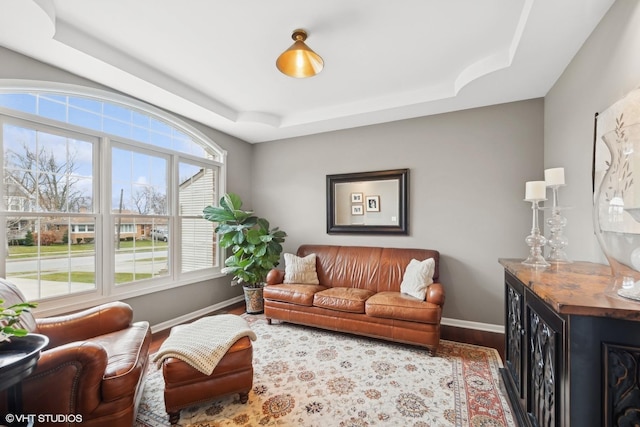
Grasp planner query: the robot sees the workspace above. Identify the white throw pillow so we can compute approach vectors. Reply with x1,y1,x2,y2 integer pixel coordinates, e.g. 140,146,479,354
400,258,436,300
284,253,319,284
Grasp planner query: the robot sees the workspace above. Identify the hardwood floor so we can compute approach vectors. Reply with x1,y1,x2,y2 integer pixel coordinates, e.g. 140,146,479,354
150,303,505,361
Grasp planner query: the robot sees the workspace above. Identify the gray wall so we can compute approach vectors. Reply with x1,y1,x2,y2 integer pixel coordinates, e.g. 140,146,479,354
15,0,628,326
0,46,252,326
545,0,640,264
253,99,544,326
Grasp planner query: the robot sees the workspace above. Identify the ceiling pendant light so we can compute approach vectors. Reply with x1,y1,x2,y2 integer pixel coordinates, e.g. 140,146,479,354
276,29,324,78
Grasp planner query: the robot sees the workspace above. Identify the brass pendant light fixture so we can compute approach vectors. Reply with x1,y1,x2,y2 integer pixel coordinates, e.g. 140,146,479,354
276,29,324,78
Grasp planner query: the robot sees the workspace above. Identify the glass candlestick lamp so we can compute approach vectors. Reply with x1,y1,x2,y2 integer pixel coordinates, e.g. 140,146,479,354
522,181,550,267
544,168,571,263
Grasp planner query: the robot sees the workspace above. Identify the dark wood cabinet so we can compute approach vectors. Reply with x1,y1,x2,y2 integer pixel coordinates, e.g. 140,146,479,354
503,270,564,427
500,259,640,427
504,279,524,401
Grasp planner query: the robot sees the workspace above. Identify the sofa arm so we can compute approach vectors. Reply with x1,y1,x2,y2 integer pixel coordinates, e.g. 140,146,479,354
22,342,108,416
426,282,445,306
266,268,285,285
36,301,133,348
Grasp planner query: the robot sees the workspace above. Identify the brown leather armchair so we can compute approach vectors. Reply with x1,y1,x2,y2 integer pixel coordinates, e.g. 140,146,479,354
0,278,151,426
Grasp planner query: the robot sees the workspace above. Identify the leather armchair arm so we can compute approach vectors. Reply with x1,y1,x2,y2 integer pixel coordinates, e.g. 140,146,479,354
266,268,285,285
36,301,133,348
23,342,108,415
426,282,445,306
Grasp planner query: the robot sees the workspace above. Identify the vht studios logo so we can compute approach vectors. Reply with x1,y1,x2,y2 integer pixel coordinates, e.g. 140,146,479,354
4,413,83,424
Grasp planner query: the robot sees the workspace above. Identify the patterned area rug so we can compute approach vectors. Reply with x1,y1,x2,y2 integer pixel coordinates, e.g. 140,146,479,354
135,315,515,427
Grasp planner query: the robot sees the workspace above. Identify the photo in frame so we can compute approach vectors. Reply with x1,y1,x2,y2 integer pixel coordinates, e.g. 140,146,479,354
352,205,363,215
366,195,380,212
351,193,363,203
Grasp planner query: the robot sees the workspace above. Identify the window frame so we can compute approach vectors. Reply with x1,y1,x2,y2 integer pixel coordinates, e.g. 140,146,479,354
0,80,227,316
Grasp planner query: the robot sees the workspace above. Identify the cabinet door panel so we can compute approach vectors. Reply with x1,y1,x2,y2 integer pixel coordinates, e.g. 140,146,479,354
505,276,525,397
527,296,563,427
604,343,640,426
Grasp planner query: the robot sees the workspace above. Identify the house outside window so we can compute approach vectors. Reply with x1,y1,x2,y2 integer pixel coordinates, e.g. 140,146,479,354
0,83,226,311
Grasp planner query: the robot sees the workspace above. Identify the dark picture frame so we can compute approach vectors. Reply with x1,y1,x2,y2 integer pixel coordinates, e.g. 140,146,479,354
326,169,408,235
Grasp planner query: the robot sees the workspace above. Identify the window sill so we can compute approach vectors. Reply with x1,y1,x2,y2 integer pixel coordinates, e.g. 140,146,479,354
33,271,227,318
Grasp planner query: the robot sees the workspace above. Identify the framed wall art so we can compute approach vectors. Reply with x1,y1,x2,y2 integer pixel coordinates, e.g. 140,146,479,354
365,195,380,212
326,168,408,235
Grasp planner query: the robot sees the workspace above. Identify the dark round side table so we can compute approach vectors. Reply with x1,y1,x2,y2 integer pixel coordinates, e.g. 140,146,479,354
0,334,48,427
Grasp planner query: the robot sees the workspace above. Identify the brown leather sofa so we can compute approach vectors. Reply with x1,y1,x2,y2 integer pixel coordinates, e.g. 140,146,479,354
0,278,151,426
264,245,445,354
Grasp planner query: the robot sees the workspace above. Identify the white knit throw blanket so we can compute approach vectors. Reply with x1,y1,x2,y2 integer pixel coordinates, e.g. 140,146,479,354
153,314,257,375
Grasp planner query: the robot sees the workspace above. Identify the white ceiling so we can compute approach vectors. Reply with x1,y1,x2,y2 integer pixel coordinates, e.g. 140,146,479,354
0,0,614,143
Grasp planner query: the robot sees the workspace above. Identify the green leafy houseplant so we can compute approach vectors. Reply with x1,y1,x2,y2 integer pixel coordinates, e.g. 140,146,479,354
0,299,37,343
203,193,287,288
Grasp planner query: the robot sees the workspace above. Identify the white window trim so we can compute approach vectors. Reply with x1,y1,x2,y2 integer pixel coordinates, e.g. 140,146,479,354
0,79,227,317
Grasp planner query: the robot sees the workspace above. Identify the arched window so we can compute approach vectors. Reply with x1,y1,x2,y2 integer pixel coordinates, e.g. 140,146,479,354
0,82,226,310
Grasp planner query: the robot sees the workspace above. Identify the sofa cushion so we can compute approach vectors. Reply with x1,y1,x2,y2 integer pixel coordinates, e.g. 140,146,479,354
365,291,441,324
263,284,327,307
400,258,435,300
296,245,441,293
313,287,375,313
284,253,319,285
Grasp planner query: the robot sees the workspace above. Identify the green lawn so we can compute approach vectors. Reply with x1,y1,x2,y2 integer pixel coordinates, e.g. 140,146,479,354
10,240,167,284
8,240,168,258
22,271,153,283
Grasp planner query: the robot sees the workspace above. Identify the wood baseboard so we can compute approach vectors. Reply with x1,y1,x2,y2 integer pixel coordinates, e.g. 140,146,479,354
442,324,505,361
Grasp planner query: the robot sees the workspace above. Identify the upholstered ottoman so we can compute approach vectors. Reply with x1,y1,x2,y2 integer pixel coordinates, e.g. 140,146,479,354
154,315,256,424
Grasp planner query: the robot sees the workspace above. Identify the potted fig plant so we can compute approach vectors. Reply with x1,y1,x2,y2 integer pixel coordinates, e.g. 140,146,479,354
203,193,287,314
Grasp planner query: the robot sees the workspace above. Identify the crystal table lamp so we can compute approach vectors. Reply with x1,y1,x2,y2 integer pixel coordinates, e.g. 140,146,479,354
522,181,550,267
544,168,571,264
